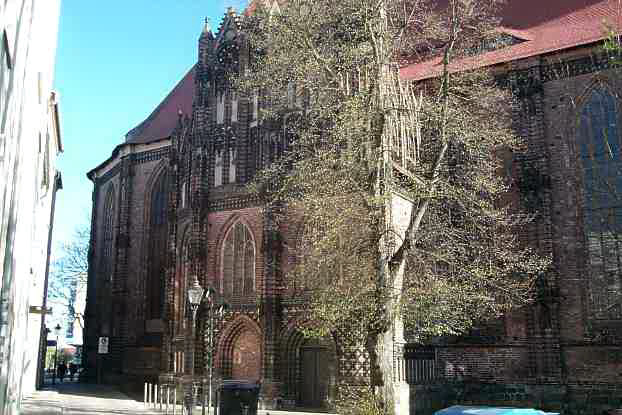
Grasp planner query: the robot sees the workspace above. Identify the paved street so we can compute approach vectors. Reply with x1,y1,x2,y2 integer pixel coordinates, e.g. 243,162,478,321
21,382,331,415
21,383,160,415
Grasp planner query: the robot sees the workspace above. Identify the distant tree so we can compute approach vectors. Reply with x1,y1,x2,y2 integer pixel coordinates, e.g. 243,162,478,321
238,1,549,414
49,223,89,332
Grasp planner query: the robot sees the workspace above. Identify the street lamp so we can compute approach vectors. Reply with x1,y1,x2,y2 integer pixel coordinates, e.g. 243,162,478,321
185,274,205,415
53,324,61,385
203,289,227,415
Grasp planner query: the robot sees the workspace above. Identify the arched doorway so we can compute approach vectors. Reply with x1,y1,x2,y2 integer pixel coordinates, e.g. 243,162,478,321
281,331,336,409
299,338,335,408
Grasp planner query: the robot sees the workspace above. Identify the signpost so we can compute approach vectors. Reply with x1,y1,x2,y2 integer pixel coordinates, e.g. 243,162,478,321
97,337,108,384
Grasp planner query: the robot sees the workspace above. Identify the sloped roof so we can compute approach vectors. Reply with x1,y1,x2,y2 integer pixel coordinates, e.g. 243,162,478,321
401,0,622,80
125,0,621,145
125,65,196,144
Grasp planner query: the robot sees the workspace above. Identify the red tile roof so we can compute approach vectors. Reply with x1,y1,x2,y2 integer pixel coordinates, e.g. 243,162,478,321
127,1,621,145
125,65,196,144
401,0,622,80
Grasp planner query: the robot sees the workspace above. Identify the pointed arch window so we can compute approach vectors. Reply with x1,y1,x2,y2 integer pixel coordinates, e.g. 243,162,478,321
578,87,622,320
147,170,170,319
222,222,256,297
100,186,116,282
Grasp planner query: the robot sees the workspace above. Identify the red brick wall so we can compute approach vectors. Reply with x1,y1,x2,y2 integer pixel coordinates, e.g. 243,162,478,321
232,329,262,381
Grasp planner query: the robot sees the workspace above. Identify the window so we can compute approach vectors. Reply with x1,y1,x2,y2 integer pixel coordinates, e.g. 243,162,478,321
578,87,622,320
229,148,236,184
222,222,255,296
231,93,238,123
147,170,169,319
253,93,259,120
100,186,116,283
181,180,187,208
217,93,225,124
215,150,223,187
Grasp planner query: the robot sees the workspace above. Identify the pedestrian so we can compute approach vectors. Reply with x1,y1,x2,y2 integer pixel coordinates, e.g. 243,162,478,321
58,361,67,382
68,362,78,381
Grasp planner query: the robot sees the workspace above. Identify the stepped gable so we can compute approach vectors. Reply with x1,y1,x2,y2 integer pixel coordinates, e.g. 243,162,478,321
125,65,196,144
401,0,622,80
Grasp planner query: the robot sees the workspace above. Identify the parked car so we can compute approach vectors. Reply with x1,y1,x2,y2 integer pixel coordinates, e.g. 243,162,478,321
435,406,559,415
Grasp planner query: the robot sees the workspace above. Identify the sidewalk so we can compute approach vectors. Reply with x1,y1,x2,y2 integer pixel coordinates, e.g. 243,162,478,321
21,383,161,415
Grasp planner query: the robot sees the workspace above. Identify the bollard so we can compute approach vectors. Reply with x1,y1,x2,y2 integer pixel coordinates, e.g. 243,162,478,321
144,382,148,407
148,383,152,408
154,383,158,408
158,385,164,412
173,387,177,415
166,384,170,414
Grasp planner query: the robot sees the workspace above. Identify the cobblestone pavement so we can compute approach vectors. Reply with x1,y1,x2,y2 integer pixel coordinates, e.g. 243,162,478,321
21,383,160,415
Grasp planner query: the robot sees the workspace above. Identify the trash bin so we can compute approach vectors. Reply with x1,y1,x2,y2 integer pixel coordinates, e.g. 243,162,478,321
218,380,260,415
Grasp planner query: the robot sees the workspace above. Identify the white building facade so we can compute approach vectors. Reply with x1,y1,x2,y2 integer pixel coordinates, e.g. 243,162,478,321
0,1,62,414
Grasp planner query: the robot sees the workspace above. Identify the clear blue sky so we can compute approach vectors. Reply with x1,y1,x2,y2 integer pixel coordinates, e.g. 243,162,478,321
53,0,248,247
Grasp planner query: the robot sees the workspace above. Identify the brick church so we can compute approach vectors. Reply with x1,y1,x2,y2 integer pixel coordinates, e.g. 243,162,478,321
85,0,622,413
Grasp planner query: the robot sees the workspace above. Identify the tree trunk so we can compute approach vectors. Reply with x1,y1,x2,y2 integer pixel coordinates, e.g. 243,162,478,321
367,193,413,415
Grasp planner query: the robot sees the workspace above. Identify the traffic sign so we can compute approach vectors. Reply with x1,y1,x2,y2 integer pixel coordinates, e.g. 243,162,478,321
98,337,109,354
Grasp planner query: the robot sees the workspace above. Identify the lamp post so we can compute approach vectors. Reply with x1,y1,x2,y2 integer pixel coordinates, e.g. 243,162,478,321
185,274,205,415
52,324,61,385
203,288,227,415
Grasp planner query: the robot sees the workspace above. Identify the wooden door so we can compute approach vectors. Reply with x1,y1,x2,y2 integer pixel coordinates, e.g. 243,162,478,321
300,347,329,408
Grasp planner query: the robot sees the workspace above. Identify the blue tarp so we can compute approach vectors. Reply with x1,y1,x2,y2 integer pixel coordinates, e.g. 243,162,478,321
434,406,559,415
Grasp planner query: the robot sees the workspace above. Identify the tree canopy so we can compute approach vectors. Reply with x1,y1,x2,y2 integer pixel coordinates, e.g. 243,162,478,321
234,0,550,413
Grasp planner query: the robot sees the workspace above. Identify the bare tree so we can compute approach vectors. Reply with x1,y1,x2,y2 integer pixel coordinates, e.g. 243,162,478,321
236,1,549,414
49,224,89,331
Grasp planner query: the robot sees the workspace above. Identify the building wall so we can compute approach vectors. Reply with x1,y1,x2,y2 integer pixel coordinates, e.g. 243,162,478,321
0,0,62,413
410,50,622,415
85,11,622,415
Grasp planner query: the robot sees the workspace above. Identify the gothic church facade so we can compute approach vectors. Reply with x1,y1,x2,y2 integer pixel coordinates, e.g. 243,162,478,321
85,1,622,413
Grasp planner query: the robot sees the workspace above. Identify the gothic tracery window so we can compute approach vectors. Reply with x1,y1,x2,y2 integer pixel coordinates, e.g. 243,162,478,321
222,222,256,297
147,169,169,319
578,87,622,320
100,186,116,282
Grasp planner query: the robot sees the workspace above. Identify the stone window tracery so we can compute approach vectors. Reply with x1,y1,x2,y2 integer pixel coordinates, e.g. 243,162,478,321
222,222,255,297
147,169,169,319
101,186,115,283
578,87,622,320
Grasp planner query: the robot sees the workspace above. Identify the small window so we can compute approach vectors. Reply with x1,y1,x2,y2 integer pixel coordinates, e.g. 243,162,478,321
229,148,236,184
231,93,238,122
252,93,259,120
181,181,187,208
215,150,223,187
217,93,225,124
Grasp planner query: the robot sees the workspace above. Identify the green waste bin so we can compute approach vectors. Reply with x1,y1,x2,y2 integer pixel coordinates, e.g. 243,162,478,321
218,380,260,415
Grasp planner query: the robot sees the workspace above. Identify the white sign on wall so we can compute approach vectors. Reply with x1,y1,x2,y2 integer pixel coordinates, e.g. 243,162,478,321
98,337,109,354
